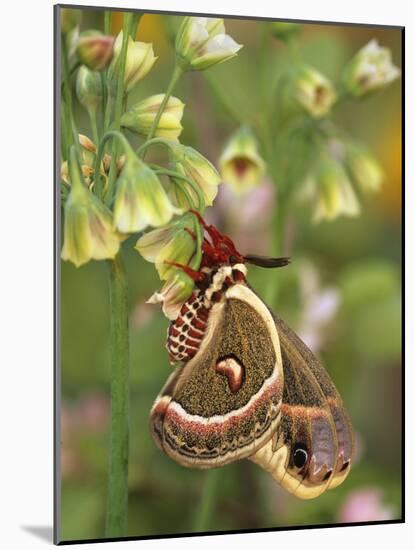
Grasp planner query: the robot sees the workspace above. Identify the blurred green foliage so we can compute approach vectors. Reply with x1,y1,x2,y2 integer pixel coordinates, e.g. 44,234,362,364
60,8,402,542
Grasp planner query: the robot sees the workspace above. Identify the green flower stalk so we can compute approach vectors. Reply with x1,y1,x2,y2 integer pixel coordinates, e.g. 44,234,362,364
342,39,400,98
291,65,337,118
113,148,179,233
121,94,185,139
219,126,266,195
61,148,121,267
169,142,221,209
175,17,242,71
76,31,115,71
312,158,360,223
108,31,157,94
271,21,301,42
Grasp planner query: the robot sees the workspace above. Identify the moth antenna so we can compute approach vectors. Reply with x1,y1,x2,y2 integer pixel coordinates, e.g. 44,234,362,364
244,255,291,269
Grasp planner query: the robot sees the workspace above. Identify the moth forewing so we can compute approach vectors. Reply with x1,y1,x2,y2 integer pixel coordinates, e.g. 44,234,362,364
149,280,284,470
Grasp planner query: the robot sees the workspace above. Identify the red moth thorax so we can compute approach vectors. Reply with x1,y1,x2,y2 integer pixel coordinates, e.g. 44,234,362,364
167,264,247,364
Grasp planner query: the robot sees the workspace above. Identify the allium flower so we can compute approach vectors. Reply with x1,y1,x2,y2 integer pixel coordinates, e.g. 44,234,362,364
76,31,115,71
175,17,242,71
135,213,198,280
338,488,395,523
135,212,200,319
219,126,266,195
169,142,221,209
312,158,360,223
345,143,384,193
121,94,184,140
61,153,121,267
147,271,195,320
292,65,337,118
108,31,157,93
76,66,102,113
113,151,179,233
61,135,105,189
342,40,400,98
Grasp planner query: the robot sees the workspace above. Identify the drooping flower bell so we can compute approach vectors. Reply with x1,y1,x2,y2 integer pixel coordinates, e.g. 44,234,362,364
135,212,200,319
76,31,115,71
345,143,384,194
175,17,242,71
108,31,157,94
312,158,360,223
61,148,121,267
342,40,400,98
168,142,221,209
113,147,179,234
291,65,337,118
121,94,185,140
219,126,266,195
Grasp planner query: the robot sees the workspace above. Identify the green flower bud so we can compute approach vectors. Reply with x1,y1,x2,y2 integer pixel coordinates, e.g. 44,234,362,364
61,151,121,267
270,21,301,42
342,40,400,98
313,158,360,223
113,150,179,234
219,126,266,195
108,31,157,94
76,31,115,71
121,94,184,140
169,143,221,209
60,8,81,34
76,66,102,113
345,143,383,194
291,65,337,118
175,16,242,71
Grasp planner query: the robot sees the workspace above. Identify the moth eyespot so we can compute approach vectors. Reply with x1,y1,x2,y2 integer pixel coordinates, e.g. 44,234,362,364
293,444,308,469
339,460,350,472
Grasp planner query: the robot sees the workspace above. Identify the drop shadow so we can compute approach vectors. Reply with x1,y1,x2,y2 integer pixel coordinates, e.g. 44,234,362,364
21,525,54,543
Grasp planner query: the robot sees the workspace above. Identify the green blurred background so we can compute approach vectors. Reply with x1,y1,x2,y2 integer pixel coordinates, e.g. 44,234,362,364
60,8,402,541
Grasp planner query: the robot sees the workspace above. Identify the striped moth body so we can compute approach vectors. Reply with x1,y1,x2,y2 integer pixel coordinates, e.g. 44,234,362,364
149,213,354,498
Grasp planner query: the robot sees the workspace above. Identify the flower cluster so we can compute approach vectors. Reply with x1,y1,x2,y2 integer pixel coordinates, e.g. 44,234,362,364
61,13,243,308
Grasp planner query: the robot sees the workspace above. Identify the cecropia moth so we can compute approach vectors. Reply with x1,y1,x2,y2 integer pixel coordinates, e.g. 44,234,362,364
149,213,354,499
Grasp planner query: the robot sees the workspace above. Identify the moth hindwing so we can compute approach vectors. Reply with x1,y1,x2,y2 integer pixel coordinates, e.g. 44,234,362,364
249,313,354,499
150,271,284,468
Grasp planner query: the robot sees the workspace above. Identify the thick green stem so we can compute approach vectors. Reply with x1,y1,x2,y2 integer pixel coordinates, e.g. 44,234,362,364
106,252,130,538
193,469,221,532
144,63,183,145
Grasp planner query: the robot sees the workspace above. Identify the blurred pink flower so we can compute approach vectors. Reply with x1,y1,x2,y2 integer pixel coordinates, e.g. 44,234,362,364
130,300,156,330
216,180,275,254
297,262,340,353
338,488,395,523
77,392,110,433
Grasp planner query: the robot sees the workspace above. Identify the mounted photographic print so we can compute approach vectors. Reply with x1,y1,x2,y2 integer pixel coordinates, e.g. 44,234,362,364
55,4,404,545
